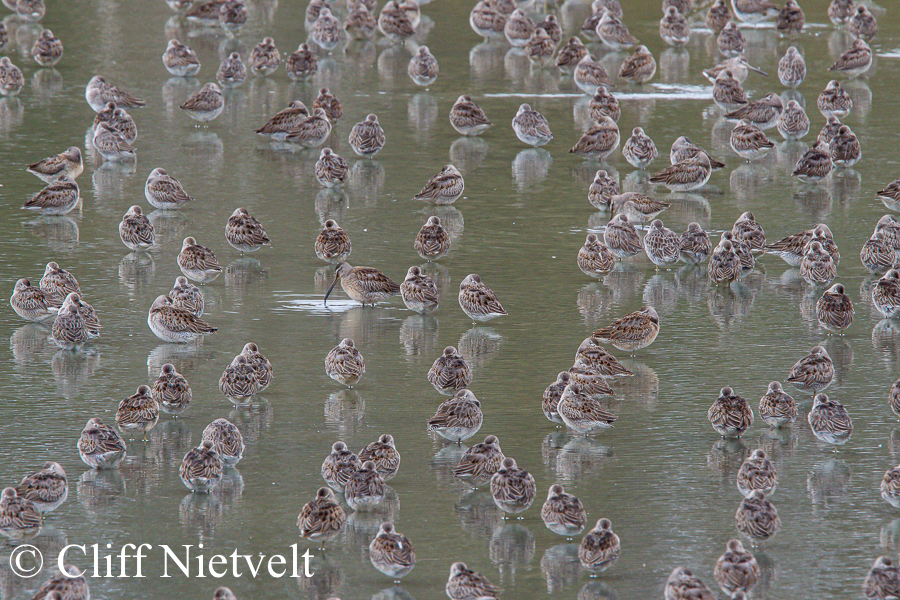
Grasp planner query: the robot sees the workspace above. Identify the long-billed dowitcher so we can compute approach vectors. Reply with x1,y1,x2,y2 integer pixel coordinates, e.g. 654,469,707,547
255,101,309,140
145,167,194,209
556,37,588,71
736,448,777,496
153,363,192,416
578,233,616,277
589,87,621,122
428,346,472,393
27,146,83,182
169,276,204,316
708,386,753,437
593,306,659,353
249,37,280,75
454,434,505,487
807,393,852,444
15,462,67,514
115,385,160,440
201,419,244,467
800,241,836,286
882,463,900,508
285,108,332,148
704,56,766,84
10,278,56,322
32,29,62,67
621,127,657,168
541,484,587,537
777,100,810,141
414,165,465,204
787,345,834,392
490,457,536,517
603,214,642,258
51,295,88,350
400,266,440,314
568,358,614,396
325,338,366,387
321,441,362,491
0,488,41,541
574,54,612,96
147,294,217,342
666,567,716,600
576,337,633,377
344,461,386,511
862,557,900,600
817,80,852,118
736,490,780,540
588,169,619,210
358,434,400,481
370,522,416,581
512,103,553,147
643,219,680,269
178,236,222,283
219,354,259,404
570,116,619,161
829,125,861,167
758,381,797,427
776,0,804,33
78,417,126,469
717,21,745,56
458,274,507,322
579,518,621,574
180,440,223,492
119,205,154,251
450,95,492,136
409,45,439,85
315,148,348,188
873,269,900,318
650,151,712,191
446,562,501,600
325,262,400,306
816,283,854,334
0,57,24,96
849,5,877,40
298,488,346,549
679,223,712,264
180,82,224,122
286,44,318,80
163,39,201,76
428,389,483,442
316,220,352,262
216,52,246,86
225,207,270,253
413,216,450,262
349,114,386,157
557,381,617,434
713,539,760,596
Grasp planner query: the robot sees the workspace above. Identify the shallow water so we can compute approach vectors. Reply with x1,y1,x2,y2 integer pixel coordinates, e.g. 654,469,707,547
0,0,898,598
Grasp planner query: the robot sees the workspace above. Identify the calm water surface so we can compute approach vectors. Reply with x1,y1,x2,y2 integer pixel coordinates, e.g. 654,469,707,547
0,0,899,598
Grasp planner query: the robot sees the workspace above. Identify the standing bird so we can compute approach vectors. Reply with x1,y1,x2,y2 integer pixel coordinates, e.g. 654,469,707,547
147,295,218,343
348,114,386,157
168,276,204,317
449,95,492,136
504,8,535,47
730,121,774,161
713,69,748,112
27,146,83,182
512,103,553,147
314,88,343,123
145,168,193,209
829,38,872,78
557,382,617,434
78,418,126,469
216,52,246,86
882,464,900,508
454,435,505,487
408,46,439,86
119,206,155,251
469,0,506,39
543,372,572,424
787,345,834,393
671,137,726,169
827,0,854,25
344,461,386,511
310,7,341,51
717,21,744,56
40,261,79,307
0,488,41,541
458,274,507,322
315,220,351,262
708,386,754,437
622,127,658,168
446,563,501,600
807,393,852,444
241,342,273,392
178,237,222,283
713,539,760,595
490,457,536,517
862,557,900,600
92,122,135,161
618,45,657,84
817,80,852,118
574,54,612,95
358,435,401,481
776,0,804,34
593,306,660,353
556,37,589,71
180,82,224,122
666,567,716,600
659,7,690,46
589,88,621,122
152,363,192,416
400,266,440,314
202,419,244,466
378,0,416,41
778,46,806,88
219,354,259,404
297,487,346,549
15,462,66,515
324,262,400,306
758,381,797,427
596,10,638,50
680,223,712,264
588,169,619,210
115,385,160,440
255,101,309,140
849,5,877,40
816,283,854,333
731,0,779,22
643,219,680,269
731,211,766,253
707,0,733,31
578,233,616,277
861,232,895,274
179,440,223,492
369,522,416,581
248,37,281,75
284,108,332,148
315,148,348,188
85,75,145,112
428,346,472,393
321,441,361,491
570,116,620,161
0,57,25,96
541,484,587,537
225,207,270,254
286,44,318,79
525,28,555,67
325,338,366,387
428,389,483,443
650,152,712,191
414,165,465,204
736,448,777,496
725,93,783,129
829,125,861,167
778,100,810,141
9,278,56,323
31,29,63,67
872,269,900,318
735,490,780,540
800,241,836,286
51,296,88,350
579,518,621,573
22,178,79,216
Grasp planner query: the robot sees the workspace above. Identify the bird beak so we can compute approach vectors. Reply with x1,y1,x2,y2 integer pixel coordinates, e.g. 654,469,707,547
324,272,339,305
747,64,768,77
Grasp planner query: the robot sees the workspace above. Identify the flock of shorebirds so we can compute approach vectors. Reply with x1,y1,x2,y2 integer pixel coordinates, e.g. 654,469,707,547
3,0,900,598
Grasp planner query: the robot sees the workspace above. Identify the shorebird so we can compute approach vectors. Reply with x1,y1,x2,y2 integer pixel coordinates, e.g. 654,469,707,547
324,262,400,306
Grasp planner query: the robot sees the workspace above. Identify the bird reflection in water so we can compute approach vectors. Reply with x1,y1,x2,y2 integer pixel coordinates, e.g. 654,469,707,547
23,216,79,252
555,435,613,483
707,438,749,491
324,389,366,436
399,313,439,357
51,347,101,399
150,418,194,467
469,40,505,82
541,543,581,593
829,167,861,207
77,468,126,521
339,306,401,347
119,450,163,497
880,518,900,554
179,491,224,542
315,188,351,224
707,285,755,332
578,580,619,600
871,319,900,364
0,97,25,136
118,251,156,295
229,399,273,445
297,552,344,600
225,257,269,289
490,523,535,585
643,274,678,316
147,342,216,379
512,148,552,192
429,443,468,487
756,428,798,465
91,159,137,202
183,131,224,173
807,458,851,510
455,489,502,539
349,160,385,206
345,487,400,548
31,67,63,101
449,137,488,173
10,323,54,367
612,360,658,407
457,326,503,371
148,208,190,244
